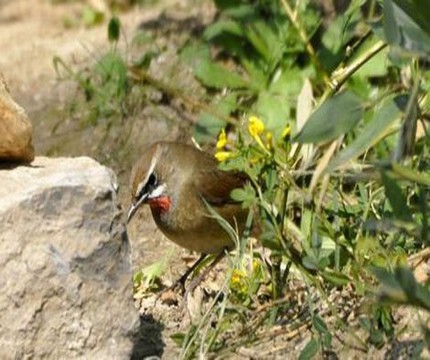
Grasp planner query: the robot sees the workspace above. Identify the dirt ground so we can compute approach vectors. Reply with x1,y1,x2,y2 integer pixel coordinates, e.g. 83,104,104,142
0,0,197,358
1,1,428,359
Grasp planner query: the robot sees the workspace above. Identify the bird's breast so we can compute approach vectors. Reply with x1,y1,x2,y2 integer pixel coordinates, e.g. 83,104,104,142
149,195,239,254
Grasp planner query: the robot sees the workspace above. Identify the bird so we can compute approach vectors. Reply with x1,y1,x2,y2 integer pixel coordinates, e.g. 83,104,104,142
127,141,249,293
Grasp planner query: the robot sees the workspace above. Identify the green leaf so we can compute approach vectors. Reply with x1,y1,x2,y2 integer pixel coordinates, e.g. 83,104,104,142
140,259,169,287
353,46,389,78
322,11,359,54
395,267,417,297
180,42,211,67
300,210,313,240
373,266,430,310
108,16,121,43
170,332,186,346
313,315,329,334
218,154,248,173
270,66,308,98
392,78,420,161
133,270,143,285
328,95,406,170
254,91,290,137
231,184,256,207
384,0,430,55
230,188,253,202
134,50,158,70
193,93,237,142
393,0,430,36
244,21,279,64
193,115,225,143
302,255,318,271
299,338,320,360
82,6,104,27
194,58,250,89
414,282,430,311
373,267,405,299
321,269,351,286
313,315,332,348
223,4,256,19
203,19,243,40
257,69,305,132
380,171,413,222
295,91,363,144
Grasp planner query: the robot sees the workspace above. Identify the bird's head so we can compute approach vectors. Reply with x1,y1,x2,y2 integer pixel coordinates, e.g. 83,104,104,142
127,143,172,223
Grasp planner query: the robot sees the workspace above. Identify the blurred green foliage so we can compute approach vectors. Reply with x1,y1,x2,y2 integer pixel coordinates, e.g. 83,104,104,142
174,0,430,357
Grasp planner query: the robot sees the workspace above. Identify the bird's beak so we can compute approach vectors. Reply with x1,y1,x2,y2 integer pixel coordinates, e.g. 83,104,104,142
127,193,148,224
127,204,138,224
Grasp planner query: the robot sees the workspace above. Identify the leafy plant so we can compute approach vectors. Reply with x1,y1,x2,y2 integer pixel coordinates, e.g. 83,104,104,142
174,0,430,357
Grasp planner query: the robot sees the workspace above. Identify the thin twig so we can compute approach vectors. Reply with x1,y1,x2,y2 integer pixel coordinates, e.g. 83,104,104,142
252,288,307,315
280,0,329,82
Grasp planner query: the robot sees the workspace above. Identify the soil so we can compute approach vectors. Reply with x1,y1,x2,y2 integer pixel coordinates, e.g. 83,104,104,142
1,0,220,358
1,1,428,359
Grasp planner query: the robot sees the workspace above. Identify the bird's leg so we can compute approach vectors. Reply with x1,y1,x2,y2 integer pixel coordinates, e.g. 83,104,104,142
156,253,207,298
172,253,208,293
182,251,225,305
155,253,208,306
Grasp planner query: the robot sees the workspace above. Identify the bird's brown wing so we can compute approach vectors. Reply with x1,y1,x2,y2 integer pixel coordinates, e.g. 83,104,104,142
195,157,248,206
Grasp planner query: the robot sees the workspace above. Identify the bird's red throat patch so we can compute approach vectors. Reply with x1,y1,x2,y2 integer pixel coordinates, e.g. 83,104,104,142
148,196,171,213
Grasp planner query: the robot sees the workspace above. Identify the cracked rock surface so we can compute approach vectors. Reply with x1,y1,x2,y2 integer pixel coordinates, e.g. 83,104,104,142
0,156,139,359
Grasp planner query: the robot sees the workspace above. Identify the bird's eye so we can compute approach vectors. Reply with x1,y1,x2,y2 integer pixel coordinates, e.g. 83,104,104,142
147,172,157,187
135,172,158,203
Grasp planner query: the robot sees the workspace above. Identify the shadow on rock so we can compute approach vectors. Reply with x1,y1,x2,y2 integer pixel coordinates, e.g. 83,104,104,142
138,13,205,37
131,313,165,359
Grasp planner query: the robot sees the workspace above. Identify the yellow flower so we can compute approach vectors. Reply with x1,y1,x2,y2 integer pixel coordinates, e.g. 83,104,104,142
282,124,291,139
231,269,244,284
252,259,260,273
215,151,235,162
216,128,227,149
265,131,273,150
248,116,265,137
230,268,247,294
248,116,271,155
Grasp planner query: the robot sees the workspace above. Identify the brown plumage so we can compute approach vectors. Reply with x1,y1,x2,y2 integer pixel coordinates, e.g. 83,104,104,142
128,141,248,254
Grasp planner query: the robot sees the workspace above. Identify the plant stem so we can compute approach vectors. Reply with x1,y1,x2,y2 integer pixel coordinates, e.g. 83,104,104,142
326,40,387,97
280,0,329,82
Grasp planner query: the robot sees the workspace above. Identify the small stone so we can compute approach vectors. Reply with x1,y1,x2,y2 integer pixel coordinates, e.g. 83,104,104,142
160,289,180,306
0,74,35,163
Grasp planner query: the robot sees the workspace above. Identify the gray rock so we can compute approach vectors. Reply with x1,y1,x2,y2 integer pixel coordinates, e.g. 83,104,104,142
0,157,139,359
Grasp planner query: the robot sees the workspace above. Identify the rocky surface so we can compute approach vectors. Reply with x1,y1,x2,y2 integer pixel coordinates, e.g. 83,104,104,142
0,156,139,359
0,75,34,163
